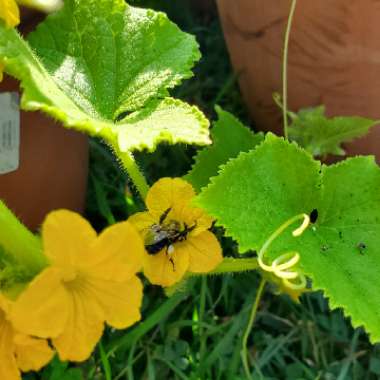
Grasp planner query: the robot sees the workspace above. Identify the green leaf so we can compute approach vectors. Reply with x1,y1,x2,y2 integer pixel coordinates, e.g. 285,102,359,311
117,98,209,152
310,157,380,343
0,0,210,152
42,356,83,380
185,106,263,192
288,106,378,156
197,134,380,343
197,134,321,252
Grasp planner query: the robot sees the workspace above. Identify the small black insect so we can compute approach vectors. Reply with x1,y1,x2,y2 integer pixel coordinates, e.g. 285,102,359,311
310,209,318,224
357,242,367,255
144,207,196,269
320,244,329,252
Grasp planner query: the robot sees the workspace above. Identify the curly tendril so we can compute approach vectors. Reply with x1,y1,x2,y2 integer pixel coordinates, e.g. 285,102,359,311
258,214,310,290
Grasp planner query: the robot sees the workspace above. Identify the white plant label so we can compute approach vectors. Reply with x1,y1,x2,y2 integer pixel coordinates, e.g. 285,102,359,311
0,92,20,175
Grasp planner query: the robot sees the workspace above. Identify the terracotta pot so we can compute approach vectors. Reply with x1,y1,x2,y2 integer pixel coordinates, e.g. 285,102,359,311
0,11,88,230
0,77,89,231
217,0,380,159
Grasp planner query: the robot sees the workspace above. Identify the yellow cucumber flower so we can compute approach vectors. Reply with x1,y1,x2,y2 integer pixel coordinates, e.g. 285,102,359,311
0,0,62,27
0,293,53,380
0,0,19,82
0,0,20,28
10,210,145,362
129,178,223,287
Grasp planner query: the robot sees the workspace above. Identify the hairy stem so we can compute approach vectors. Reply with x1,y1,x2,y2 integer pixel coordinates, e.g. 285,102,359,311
207,258,259,275
0,201,46,274
199,277,207,360
111,143,150,201
282,0,298,139
241,278,266,380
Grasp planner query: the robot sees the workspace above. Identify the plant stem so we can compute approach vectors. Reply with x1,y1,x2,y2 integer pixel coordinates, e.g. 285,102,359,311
0,201,46,274
241,278,266,380
199,277,207,361
207,258,259,275
282,0,298,139
111,143,150,201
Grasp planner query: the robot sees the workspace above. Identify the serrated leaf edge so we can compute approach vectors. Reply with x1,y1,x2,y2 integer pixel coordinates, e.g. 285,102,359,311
186,106,263,192
196,134,319,252
117,97,211,152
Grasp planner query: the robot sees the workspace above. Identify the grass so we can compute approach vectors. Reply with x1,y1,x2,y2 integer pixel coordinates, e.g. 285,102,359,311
27,1,380,379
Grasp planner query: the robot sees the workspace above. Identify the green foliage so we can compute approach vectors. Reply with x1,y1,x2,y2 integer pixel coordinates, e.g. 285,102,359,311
288,106,378,156
185,106,263,192
197,134,380,343
82,1,380,378
0,0,210,153
0,200,45,275
116,98,209,152
40,357,83,380
0,256,33,292
0,0,380,380
197,134,320,251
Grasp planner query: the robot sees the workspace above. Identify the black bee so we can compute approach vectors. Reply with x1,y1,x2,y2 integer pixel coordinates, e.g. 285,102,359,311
144,207,196,269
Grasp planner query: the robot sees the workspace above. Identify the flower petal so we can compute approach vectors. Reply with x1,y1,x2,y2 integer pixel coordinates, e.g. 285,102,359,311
0,317,20,380
87,222,145,281
0,293,11,314
143,247,189,287
0,0,20,28
145,178,213,234
184,231,223,273
42,210,96,267
14,334,54,372
146,178,195,220
53,289,104,362
128,212,157,234
182,207,214,235
87,275,143,329
11,268,69,339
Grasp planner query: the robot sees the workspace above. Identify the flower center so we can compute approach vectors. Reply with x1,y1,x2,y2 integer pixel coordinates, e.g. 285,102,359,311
61,268,78,283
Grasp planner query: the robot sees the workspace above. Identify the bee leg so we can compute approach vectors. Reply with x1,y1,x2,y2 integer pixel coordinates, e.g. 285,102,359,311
188,222,197,232
178,222,197,242
159,207,172,224
169,257,175,271
166,244,176,271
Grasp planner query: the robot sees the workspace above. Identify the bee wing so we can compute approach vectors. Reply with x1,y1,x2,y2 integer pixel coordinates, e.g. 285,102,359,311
143,224,169,246
144,228,158,245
